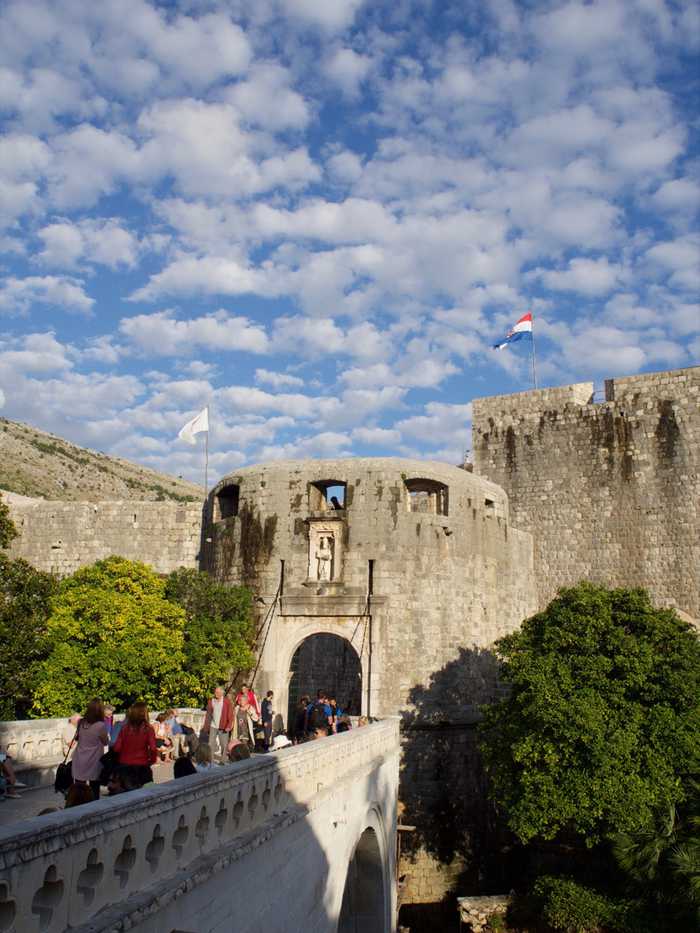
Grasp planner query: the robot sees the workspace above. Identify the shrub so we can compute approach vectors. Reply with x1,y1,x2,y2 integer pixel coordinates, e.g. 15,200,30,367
532,876,644,933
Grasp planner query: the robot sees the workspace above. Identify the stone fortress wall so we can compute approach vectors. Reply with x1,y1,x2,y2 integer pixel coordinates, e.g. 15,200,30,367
4,491,203,576
472,365,699,621
203,458,538,909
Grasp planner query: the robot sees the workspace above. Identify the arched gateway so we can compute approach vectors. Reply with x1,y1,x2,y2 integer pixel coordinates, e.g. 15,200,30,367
288,633,362,728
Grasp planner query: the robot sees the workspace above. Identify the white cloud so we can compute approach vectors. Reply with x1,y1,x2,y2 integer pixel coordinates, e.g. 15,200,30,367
352,425,401,445
47,124,140,209
536,257,623,296
37,217,141,269
218,385,341,420
130,255,276,302
0,331,73,373
326,149,364,184
645,236,700,291
280,0,365,31
255,368,304,389
119,309,269,355
397,402,473,445
0,275,94,314
324,48,371,97
224,64,310,130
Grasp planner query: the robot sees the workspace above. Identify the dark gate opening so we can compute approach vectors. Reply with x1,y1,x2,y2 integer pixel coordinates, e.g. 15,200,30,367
287,634,362,728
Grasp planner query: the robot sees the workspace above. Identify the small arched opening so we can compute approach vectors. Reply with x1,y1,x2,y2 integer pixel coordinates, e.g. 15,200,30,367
338,827,385,933
287,633,362,729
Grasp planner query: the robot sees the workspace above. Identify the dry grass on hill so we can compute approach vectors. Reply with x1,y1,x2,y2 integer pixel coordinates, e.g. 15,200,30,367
0,417,202,503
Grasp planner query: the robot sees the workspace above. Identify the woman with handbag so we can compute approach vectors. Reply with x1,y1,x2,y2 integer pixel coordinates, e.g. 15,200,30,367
113,701,157,788
71,698,109,801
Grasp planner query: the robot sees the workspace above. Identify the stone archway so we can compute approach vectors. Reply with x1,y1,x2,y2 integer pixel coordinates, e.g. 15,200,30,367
338,826,386,933
287,633,362,728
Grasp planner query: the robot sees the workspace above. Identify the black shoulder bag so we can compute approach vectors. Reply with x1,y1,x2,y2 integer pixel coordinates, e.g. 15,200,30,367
54,727,79,795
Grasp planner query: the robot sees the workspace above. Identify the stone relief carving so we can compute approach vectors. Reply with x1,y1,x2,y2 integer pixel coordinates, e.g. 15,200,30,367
308,521,343,582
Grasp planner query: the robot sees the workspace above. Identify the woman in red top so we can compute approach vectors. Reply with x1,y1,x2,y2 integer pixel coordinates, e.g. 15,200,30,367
113,702,157,788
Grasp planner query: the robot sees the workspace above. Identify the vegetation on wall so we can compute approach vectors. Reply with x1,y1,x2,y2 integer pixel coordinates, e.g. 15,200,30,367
478,581,700,931
0,491,17,549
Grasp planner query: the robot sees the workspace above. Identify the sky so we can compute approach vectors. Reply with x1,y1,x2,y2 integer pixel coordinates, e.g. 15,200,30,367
0,0,698,484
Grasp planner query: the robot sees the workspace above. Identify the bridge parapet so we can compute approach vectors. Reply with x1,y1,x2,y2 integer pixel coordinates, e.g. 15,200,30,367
0,718,399,933
0,710,207,766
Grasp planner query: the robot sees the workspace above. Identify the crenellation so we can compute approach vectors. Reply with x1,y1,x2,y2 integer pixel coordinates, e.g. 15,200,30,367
472,365,699,620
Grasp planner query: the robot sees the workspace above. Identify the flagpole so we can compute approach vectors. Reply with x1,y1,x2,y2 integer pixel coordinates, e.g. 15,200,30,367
203,406,209,500
530,316,539,390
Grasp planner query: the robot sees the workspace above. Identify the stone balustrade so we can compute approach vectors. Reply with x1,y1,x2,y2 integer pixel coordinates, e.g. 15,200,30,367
0,718,399,933
0,709,207,769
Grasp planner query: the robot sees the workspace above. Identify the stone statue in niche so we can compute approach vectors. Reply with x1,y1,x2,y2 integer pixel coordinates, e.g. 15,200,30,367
308,521,343,583
316,535,334,580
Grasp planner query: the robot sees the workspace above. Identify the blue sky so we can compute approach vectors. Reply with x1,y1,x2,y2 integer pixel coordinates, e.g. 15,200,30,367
0,0,698,483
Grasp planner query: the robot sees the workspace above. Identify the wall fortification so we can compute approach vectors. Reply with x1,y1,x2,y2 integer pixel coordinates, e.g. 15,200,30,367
472,365,699,620
4,492,203,575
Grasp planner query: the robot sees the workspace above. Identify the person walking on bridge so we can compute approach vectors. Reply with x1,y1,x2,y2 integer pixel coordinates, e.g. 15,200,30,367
71,698,109,801
204,686,234,761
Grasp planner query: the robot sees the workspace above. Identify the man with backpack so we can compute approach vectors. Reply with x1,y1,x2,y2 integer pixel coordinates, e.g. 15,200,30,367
305,690,332,737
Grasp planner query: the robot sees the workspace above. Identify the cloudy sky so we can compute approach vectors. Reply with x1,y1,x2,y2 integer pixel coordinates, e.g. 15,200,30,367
0,0,698,482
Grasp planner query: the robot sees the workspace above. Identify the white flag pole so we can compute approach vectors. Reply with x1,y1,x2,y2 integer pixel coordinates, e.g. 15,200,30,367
203,405,209,499
530,316,539,390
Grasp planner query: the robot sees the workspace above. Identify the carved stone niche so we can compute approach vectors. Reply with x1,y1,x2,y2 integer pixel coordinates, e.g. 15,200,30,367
307,519,344,583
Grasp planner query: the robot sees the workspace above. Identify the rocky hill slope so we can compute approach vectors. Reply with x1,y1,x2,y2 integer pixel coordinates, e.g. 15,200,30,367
0,417,201,502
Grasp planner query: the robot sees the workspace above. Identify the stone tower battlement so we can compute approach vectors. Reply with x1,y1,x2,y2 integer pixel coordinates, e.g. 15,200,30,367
472,365,699,620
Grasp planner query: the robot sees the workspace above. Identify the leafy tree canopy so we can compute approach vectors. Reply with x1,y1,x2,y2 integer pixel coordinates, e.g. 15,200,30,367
0,492,17,549
164,567,254,706
32,556,188,716
0,555,57,719
478,582,700,847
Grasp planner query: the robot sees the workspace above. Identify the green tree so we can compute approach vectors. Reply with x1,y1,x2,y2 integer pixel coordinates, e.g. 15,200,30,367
0,492,17,549
164,567,254,706
478,582,700,847
33,556,188,716
0,555,57,719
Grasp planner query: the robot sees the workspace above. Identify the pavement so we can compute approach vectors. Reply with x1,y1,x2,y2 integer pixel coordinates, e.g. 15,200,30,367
0,760,176,829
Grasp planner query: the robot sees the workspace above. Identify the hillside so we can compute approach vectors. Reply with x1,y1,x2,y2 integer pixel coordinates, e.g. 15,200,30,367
0,417,202,502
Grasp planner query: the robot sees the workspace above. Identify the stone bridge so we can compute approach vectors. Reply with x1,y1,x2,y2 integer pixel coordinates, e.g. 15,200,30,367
0,719,399,933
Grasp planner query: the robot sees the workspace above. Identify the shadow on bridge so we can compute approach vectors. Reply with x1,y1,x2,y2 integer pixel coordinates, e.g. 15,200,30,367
398,646,515,933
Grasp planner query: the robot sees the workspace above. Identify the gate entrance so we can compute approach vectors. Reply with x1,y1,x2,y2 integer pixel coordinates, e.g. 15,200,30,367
287,633,362,728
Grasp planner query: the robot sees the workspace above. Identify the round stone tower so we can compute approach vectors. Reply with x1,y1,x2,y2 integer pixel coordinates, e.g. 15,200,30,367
204,457,535,721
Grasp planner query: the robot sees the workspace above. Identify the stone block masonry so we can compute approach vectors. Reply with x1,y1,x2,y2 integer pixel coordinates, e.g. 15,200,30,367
472,365,699,621
4,492,203,575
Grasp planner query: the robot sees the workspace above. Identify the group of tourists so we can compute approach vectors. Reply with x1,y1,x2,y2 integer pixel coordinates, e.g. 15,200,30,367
1,680,363,810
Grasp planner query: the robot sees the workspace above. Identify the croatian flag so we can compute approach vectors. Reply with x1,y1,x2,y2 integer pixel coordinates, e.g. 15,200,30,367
493,312,533,350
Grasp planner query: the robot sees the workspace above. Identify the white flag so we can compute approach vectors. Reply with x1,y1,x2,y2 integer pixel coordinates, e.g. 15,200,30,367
178,407,209,446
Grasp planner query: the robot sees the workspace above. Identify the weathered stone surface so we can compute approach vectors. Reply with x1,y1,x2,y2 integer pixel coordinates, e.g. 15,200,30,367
4,494,203,575
472,365,699,621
